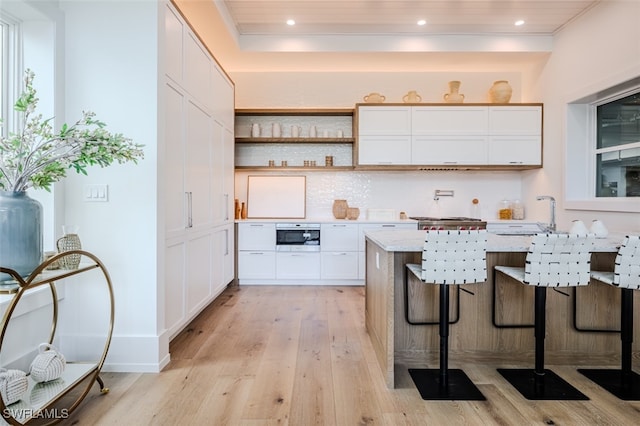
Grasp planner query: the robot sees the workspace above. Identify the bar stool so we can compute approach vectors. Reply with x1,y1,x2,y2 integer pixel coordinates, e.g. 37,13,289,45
496,233,594,400
578,235,640,400
406,229,488,400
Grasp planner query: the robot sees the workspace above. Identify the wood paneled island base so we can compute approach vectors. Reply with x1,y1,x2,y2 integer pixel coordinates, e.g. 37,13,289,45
364,230,638,389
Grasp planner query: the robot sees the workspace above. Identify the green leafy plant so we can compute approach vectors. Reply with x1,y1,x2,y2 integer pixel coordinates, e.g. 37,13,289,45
0,69,144,192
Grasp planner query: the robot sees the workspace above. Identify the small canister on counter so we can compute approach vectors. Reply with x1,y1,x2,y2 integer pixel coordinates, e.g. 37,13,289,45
498,199,512,220
511,199,524,220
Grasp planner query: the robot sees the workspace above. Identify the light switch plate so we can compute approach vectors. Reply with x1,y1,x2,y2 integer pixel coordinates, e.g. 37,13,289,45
83,184,108,202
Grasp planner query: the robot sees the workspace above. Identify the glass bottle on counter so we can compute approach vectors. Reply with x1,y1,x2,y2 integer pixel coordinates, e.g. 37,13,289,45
470,198,481,219
511,199,525,220
498,199,512,220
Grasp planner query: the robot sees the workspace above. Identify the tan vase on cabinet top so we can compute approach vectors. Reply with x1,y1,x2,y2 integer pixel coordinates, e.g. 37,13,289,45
403,90,422,103
444,81,464,103
363,92,386,103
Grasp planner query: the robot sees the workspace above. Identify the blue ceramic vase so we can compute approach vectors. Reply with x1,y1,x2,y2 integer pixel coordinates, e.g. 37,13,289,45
0,191,43,282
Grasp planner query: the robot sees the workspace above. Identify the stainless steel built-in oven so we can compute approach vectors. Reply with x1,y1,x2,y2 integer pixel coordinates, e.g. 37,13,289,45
276,223,321,251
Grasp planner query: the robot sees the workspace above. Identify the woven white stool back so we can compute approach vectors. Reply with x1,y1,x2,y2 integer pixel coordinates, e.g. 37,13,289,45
420,230,488,285
610,235,640,289
524,233,595,287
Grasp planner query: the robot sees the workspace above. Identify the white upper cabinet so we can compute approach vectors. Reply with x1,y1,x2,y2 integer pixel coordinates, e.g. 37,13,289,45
412,106,488,135
487,106,542,165
356,104,542,169
412,135,489,165
212,63,234,129
358,135,412,165
488,106,542,135
184,32,211,109
488,135,542,165
358,106,411,135
164,6,183,83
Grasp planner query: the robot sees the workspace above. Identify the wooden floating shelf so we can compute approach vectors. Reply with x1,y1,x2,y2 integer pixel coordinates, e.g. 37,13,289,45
235,137,354,144
235,166,354,171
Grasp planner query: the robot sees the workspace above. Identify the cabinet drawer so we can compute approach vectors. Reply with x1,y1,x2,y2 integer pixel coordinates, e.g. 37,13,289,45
276,252,320,279
238,251,276,279
237,223,275,250
321,223,358,251
321,252,359,279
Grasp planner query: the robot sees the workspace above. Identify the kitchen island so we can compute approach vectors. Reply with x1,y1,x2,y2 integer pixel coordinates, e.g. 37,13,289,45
364,230,638,388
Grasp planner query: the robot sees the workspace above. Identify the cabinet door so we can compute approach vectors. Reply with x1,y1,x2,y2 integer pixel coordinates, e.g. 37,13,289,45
412,106,488,135
358,106,411,135
238,251,276,280
321,252,359,279
165,240,185,333
186,100,212,230
212,63,235,130
237,223,276,250
186,232,212,316
321,223,358,251
358,135,411,165
488,135,542,165
411,135,488,165
164,82,186,237
489,106,542,135
212,224,234,293
184,32,211,108
276,252,321,279
211,120,226,225
223,127,235,223
164,5,183,83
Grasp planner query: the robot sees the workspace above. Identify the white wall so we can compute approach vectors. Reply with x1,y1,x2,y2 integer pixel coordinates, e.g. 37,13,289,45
526,0,640,233
60,0,164,371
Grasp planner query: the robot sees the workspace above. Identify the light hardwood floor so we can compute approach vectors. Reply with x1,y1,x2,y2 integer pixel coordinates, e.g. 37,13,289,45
67,285,640,425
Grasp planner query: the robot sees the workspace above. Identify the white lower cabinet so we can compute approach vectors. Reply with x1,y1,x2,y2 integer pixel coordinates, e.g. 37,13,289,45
237,221,417,285
238,251,276,280
237,222,276,280
321,223,359,280
321,252,359,279
276,252,320,280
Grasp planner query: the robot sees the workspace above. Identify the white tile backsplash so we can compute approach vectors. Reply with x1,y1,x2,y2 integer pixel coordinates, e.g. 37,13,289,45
235,170,525,221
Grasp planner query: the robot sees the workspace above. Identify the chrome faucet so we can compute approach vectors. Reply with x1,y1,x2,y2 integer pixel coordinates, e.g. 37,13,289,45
536,195,556,232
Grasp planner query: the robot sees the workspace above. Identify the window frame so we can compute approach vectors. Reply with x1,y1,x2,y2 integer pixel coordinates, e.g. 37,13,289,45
594,89,640,198
0,9,22,138
565,76,640,213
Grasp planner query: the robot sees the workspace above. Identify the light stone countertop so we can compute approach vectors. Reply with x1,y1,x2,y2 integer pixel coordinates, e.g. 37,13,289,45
364,229,625,253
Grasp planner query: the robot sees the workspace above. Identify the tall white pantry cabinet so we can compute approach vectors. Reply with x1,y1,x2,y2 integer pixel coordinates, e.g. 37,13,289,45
163,3,235,339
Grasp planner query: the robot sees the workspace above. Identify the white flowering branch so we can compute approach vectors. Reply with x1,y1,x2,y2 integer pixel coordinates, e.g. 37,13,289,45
0,69,144,192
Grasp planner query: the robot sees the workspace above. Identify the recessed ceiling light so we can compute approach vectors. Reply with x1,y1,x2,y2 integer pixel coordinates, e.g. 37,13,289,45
286,19,295,26
417,19,426,26
514,20,525,26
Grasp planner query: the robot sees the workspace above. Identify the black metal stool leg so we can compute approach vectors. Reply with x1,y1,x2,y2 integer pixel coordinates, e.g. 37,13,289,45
408,284,485,401
498,286,589,400
439,284,450,389
579,288,640,400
